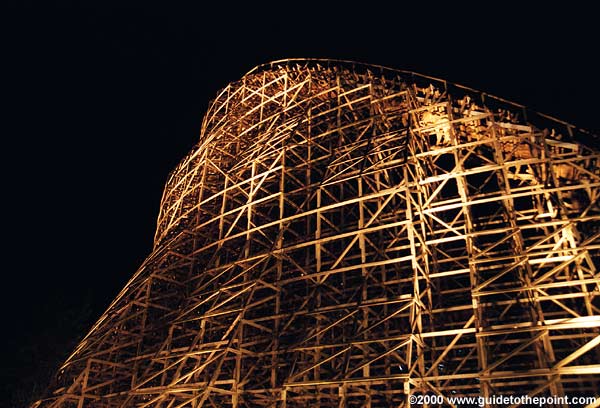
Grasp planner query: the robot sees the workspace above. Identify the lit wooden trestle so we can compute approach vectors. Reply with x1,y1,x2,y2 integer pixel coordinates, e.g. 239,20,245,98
34,59,600,407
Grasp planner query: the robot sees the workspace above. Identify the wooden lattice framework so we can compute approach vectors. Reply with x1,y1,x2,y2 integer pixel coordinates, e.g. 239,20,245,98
34,59,600,407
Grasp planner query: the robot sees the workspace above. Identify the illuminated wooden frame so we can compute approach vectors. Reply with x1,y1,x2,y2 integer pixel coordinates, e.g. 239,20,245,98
33,59,600,408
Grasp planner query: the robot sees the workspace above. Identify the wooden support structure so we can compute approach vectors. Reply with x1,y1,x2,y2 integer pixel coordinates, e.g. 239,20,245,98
33,59,600,407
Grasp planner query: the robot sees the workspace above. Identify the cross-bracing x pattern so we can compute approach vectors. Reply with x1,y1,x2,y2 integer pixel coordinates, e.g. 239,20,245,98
34,60,600,408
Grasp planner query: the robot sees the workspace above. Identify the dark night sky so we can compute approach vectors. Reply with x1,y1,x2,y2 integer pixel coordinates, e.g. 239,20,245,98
2,5,598,405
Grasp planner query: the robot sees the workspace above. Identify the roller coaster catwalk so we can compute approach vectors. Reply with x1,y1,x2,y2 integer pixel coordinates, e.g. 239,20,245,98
34,60,600,407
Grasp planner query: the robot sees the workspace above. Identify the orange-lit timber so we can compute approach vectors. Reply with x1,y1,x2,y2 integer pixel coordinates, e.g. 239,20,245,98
34,60,600,407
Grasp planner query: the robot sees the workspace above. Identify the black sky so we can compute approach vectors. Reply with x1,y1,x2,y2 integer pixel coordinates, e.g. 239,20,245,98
2,5,598,405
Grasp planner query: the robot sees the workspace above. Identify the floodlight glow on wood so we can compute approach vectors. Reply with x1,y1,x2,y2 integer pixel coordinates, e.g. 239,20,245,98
33,59,600,408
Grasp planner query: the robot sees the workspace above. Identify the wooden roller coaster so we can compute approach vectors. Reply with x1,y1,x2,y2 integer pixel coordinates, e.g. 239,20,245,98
34,59,600,407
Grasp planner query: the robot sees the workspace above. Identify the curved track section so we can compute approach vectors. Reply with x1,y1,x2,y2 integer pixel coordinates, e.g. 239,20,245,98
35,60,600,408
